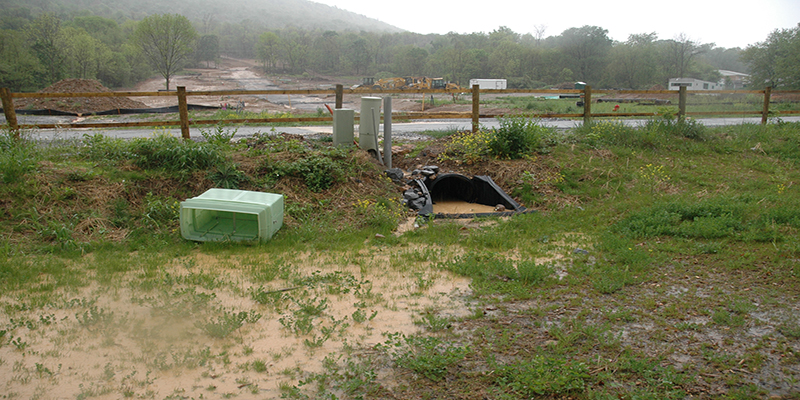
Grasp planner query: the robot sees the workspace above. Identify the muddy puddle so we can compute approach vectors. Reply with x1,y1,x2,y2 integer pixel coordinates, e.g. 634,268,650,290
432,199,497,214
0,248,472,399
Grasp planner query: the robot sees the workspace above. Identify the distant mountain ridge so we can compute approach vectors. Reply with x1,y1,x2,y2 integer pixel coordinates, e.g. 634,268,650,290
5,0,405,32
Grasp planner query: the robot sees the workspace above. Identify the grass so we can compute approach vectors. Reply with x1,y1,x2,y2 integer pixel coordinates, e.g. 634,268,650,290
1,119,799,399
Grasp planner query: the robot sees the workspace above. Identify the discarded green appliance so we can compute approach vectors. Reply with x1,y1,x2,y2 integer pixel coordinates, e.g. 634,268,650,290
180,188,284,242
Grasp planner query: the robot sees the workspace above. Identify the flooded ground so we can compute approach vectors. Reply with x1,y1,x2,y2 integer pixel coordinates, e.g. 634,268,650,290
0,247,473,399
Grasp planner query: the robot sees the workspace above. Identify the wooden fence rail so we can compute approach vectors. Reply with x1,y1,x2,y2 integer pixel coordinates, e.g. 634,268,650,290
2,84,799,140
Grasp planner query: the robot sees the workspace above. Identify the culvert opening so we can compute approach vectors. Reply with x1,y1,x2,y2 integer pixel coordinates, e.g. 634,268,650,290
423,173,530,218
428,174,474,203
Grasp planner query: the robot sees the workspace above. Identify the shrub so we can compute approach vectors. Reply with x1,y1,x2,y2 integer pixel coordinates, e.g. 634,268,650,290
488,115,548,159
273,150,353,191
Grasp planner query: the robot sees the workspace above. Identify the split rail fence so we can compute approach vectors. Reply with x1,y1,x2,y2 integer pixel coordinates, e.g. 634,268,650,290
1,85,798,140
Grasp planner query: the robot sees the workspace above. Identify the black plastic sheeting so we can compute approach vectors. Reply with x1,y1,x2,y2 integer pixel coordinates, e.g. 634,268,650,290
2,104,221,116
423,173,532,219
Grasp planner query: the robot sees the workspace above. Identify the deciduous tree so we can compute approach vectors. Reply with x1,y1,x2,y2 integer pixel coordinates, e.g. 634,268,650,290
741,24,800,89
133,14,197,90
557,25,612,84
26,13,67,85
197,34,219,68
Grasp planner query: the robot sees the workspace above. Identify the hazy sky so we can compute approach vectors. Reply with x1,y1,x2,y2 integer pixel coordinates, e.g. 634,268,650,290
316,0,799,49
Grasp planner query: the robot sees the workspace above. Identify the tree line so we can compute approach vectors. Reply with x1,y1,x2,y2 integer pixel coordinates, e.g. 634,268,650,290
2,6,796,93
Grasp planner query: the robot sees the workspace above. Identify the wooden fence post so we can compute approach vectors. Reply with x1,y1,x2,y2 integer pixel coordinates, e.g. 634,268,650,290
177,86,190,140
335,84,343,109
1,88,19,138
678,86,687,123
762,86,771,125
583,85,592,126
472,84,479,133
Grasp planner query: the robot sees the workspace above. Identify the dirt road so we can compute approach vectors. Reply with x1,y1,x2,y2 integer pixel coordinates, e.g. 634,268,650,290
131,58,429,114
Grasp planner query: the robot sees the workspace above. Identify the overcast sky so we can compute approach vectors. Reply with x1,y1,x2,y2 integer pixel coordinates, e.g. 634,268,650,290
316,0,799,49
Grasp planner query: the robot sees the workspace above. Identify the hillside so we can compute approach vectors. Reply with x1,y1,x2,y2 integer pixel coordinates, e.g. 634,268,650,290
3,0,404,32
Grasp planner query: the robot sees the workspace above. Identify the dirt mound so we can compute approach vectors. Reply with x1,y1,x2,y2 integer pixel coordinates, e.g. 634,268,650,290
14,79,148,115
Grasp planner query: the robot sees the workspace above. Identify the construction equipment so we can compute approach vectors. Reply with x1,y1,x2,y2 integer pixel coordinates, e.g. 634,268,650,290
353,76,463,91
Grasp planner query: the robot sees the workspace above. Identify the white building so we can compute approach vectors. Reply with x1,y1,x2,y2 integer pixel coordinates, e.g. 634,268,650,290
718,70,750,89
668,78,721,91
468,79,507,89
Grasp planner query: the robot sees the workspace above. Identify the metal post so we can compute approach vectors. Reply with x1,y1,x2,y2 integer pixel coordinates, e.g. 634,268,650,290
1,88,19,138
472,84,480,133
177,86,190,140
383,96,392,168
583,85,592,126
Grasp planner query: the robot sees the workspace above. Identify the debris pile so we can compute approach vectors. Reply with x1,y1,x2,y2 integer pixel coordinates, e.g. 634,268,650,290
13,79,148,115
384,166,440,216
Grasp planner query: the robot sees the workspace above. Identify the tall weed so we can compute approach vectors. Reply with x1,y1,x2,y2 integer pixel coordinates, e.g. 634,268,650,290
0,129,38,184
130,132,225,172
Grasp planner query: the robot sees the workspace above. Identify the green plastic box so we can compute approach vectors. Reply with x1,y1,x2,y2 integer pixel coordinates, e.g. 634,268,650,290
180,189,283,242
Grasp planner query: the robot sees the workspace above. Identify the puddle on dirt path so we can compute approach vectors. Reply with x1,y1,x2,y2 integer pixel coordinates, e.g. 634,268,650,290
0,248,472,399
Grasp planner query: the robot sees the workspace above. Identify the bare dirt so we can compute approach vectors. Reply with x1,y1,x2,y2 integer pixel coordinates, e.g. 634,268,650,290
129,58,486,115
12,79,149,115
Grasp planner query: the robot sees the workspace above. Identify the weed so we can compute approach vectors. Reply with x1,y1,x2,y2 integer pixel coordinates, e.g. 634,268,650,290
612,196,747,239
294,353,382,399
351,308,377,323
208,163,248,189
648,117,707,141
352,197,406,231
439,252,550,299
10,337,28,351
267,148,350,192
252,359,268,373
494,355,589,396
0,128,38,184
437,130,492,165
142,192,180,229
414,312,451,332
378,333,469,381
129,131,226,172
75,305,114,328
778,321,800,339
80,134,133,164
197,309,262,338
200,123,238,146
712,308,746,327
638,163,671,191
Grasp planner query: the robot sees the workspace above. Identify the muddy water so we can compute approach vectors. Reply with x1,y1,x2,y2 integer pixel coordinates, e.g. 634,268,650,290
0,249,472,399
433,200,497,214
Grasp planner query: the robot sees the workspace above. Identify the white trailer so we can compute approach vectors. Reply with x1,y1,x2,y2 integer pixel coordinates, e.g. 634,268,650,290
469,79,507,89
